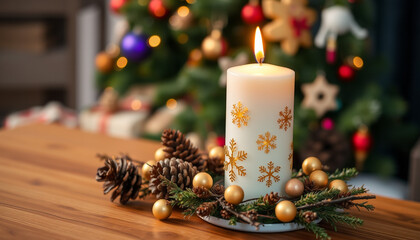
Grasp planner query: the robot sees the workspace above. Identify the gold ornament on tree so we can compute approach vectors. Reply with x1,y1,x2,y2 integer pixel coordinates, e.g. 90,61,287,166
309,170,329,188
262,0,316,55
275,200,297,222
301,74,339,117
285,178,304,198
224,185,244,205
152,199,172,220
302,156,322,175
193,172,213,189
329,179,348,194
201,19,228,60
95,52,114,73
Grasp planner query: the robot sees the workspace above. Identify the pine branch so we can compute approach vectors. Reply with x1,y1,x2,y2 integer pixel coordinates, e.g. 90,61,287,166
296,195,375,211
295,189,340,207
296,216,330,240
328,168,358,181
216,196,262,229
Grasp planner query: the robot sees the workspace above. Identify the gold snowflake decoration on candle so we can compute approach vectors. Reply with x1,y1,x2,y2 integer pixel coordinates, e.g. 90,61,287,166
224,138,247,182
277,106,293,131
256,131,277,154
258,161,281,187
231,101,250,128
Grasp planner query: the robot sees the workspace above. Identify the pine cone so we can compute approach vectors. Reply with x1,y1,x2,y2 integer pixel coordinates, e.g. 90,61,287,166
161,129,206,171
149,157,198,199
304,178,324,193
193,186,210,198
338,192,353,208
245,209,258,221
220,209,231,220
301,211,318,223
196,201,217,217
205,154,224,175
263,192,281,205
96,154,142,204
211,184,225,196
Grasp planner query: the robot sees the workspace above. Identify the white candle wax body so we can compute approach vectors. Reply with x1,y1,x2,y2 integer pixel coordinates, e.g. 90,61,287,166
225,63,295,200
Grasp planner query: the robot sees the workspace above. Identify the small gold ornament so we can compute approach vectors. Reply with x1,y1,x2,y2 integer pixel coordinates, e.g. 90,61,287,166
329,179,348,194
142,160,156,181
224,185,244,205
193,172,213,189
309,170,328,188
154,147,166,161
302,156,322,175
275,200,297,222
209,146,225,162
284,178,304,198
152,199,172,220
201,29,227,60
95,52,114,73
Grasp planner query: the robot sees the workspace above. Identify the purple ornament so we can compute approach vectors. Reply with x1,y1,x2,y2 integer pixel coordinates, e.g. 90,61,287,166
121,32,150,62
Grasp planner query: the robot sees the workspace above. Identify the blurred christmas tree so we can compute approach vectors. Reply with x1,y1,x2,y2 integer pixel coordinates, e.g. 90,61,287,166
95,0,418,176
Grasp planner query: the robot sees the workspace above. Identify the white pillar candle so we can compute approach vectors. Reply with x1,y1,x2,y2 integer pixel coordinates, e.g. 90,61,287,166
224,28,295,200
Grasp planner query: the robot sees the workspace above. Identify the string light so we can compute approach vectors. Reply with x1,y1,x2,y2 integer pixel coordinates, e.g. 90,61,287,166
131,99,142,110
353,56,364,69
148,35,161,47
186,0,195,4
177,6,190,17
116,56,128,69
166,98,177,109
177,33,188,44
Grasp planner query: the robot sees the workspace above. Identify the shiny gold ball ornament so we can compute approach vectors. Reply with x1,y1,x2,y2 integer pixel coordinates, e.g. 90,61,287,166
201,30,228,60
154,147,166,161
329,179,348,194
284,178,304,198
302,157,323,175
209,146,225,162
141,160,156,181
224,185,244,205
309,170,329,188
192,172,213,189
275,200,297,222
152,199,172,220
95,51,114,73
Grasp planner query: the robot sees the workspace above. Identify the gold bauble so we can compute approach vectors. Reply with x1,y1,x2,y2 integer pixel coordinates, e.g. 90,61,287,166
284,178,304,198
142,160,156,181
152,199,172,220
224,185,244,205
154,147,166,161
201,30,225,60
275,200,297,222
95,52,113,73
329,179,348,194
209,146,225,162
309,170,329,188
302,157,322,175
192,172,213,189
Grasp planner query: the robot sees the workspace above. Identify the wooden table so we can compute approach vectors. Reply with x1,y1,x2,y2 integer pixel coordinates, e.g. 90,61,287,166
0,125,419,239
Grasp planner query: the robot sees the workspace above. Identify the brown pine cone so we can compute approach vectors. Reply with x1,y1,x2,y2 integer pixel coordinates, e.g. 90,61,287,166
245,209,258,221
149,157,198,199
193,186,210,198
96,154,142,204
205,153,224,175
338,192,353,208
263,192,281,205
301,211,318,223
220,209,231,220
211,184,225,196
161,129,206,171
304,178,325,193
196,201,217,217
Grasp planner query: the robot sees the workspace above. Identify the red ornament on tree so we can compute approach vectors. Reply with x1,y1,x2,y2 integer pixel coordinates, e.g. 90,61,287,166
352,126,372,170
338,64,355,81
149,0,169,19
110,0,128,13
241,3,264,24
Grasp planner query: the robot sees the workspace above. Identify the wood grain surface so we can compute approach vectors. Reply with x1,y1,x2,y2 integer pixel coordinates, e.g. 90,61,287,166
0,124,419,240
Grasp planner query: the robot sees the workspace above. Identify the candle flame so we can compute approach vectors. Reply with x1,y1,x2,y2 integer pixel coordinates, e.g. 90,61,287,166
254,27,264,64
